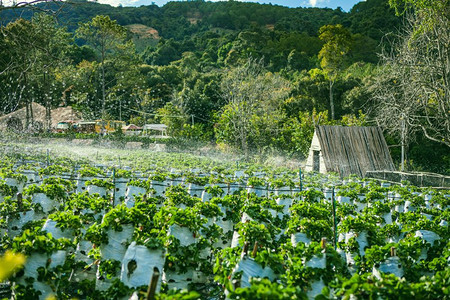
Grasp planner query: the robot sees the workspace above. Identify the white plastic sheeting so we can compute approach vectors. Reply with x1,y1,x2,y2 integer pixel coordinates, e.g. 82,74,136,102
232,255,276,288
23,253,48,278
373,256,403,278
42,219,74,240
49,250,67,268
120,242,165,290
5,177,24,193
291,232,311,246
345,231,368,256
126,186,146,201
102,225,134,261
305,253,326,269
8,210,42,237
162,269,194,290
32,193,56,213
415,230,440,246
77,177,93,193
307,279,325,299
150,180,166,197
87,185,107,198
276,198,293,214
187,183,204,197
73,240,96,281
168,225,197,246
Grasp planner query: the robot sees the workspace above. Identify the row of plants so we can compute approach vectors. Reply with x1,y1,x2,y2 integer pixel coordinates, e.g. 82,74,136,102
0,152,448,299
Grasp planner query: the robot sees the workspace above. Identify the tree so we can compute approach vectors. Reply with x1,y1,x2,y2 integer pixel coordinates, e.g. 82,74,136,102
76,15,127,119
318,24,352,120
215,58,290,156
0,14,70,129
373,0,450,161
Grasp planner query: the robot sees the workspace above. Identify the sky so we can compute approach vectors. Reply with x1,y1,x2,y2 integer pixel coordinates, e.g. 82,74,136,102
97,0,365,12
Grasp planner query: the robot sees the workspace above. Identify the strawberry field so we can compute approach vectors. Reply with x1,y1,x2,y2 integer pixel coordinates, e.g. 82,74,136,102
0,143,449,299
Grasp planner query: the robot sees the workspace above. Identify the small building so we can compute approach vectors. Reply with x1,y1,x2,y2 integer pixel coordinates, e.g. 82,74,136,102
142,124,169,138
305,125,395,178
122,124,143,136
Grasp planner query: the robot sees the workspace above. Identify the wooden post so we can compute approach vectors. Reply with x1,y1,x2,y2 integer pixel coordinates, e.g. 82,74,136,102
321,237,327,249
146,267,160,300
243,242,249,255
17,193,23,210
251,241,258,257
390,247,396,257
46,149,50,167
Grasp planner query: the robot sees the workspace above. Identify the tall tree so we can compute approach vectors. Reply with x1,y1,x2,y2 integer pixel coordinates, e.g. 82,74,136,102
216,58,290,156
76,15,127,119
318,24,352,120
373,0,450,153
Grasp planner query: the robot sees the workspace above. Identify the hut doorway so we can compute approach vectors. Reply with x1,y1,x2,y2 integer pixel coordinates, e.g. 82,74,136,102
313,150,320,172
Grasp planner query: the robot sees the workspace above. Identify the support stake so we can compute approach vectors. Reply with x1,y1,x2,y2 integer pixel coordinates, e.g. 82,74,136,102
252,242,258,257
46,149,50,167
146,267,160,300
332,187,337,250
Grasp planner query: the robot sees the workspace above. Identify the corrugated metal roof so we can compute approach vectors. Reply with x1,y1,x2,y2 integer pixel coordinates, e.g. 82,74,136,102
315,125,395,178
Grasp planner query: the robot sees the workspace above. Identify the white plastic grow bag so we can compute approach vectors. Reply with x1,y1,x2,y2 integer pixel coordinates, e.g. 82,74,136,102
305,253,326,269
126,186,147,201
231,231,241,248
274,186,292,196
23,253,48,278
32,281,54,300
187,183,204,197
162,269,194,291
201,190,212,202
113,179,128,206
73,240,96,281
247,186,267,198
102,224,134,261
291,232,311,246
307,279,325,299
5,177,24,193
120,242,165,290
87,185,107,198
8,210,42,238
42,219,74,240
373,256,403,278
415,230,440,246
76,176,93,193
168,225,197,247
32,193,56,213
49,250,67,268
276,197,293,214
232,255,276,288
353,201,367,213
345,231,368,256
337,196,351,205
150,180,166,197
382,212,393,225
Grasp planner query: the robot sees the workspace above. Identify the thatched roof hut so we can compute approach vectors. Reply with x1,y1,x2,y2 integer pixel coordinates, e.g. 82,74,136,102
305,125,395,178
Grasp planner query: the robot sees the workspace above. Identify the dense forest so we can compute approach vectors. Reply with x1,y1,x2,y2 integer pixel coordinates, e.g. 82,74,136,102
0,0,448,174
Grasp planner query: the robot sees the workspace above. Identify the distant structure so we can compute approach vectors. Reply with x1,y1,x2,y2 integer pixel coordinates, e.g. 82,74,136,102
305,125,395,178
142,124,169,138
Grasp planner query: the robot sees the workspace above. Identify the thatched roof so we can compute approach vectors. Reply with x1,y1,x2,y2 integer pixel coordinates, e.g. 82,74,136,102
0,102,81,131
315,125,395,178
